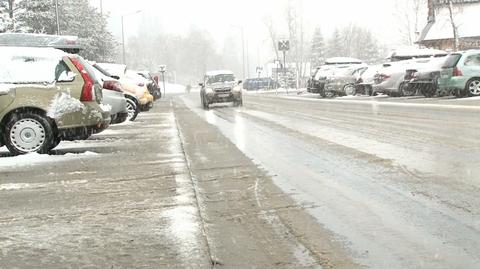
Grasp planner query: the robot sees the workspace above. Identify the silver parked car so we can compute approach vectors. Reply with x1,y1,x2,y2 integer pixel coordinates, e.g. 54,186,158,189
91,63,128,124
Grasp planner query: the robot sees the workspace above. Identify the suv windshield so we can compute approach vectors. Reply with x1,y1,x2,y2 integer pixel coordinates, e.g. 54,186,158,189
207,74,235,84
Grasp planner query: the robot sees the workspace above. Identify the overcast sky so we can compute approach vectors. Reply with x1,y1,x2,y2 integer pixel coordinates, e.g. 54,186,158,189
90,0,426,65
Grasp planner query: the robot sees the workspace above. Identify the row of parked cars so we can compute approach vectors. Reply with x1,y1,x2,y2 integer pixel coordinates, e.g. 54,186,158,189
307,48,480,98
0,33,162,155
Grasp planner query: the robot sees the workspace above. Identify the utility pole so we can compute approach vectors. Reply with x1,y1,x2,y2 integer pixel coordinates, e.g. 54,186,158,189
121,15,125,64
55,0,60,35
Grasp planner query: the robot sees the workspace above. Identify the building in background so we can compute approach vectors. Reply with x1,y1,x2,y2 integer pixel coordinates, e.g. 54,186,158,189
418,0,480,50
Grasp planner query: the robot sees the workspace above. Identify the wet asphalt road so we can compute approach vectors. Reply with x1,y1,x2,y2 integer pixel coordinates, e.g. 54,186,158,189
0,92,479,269
180,92,480,269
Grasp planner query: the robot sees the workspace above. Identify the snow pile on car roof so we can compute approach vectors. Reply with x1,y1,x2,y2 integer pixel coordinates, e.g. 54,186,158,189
0,33,81,50
325,57,363,64
0,47,66,84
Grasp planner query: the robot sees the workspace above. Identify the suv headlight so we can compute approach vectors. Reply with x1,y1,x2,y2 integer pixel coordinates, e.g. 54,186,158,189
205,88,214,94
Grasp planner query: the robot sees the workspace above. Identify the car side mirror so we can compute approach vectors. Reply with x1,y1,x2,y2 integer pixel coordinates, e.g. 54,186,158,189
57,71,76,82
199,82,204,87
154,75,159,84
238,80,243,85
111,75,120,80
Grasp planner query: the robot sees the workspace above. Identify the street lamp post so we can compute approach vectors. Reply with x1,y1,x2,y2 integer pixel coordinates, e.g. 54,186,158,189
120,10,141,65
230,25,247,80
55,0,60,35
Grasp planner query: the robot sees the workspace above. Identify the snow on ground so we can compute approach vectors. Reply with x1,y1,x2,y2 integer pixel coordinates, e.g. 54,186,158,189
0,148,99,170
164,83,186,94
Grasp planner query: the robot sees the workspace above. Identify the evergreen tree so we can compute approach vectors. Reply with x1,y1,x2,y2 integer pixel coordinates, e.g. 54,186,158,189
16,0,116,62
310,27,325,67
326,28,344,58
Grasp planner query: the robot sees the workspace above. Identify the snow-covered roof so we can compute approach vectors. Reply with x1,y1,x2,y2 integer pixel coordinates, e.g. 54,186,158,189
0,46,66,59
0,33,81,50
324,57,363,64
420,3,480,41
387,47,447,60
97,63,127,77
205,70,234,76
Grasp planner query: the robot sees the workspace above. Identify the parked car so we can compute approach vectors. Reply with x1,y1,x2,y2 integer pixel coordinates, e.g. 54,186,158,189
324,66,367,97
438,50,480,98
96,63,154,112
200,70,243,109
372,58,439,96
404,57,448,97
355,65,384,96
90,64,128,124
309,58,365,95
243,77,280,91
137,71,162,100
0,46,110,155
92,63,141,121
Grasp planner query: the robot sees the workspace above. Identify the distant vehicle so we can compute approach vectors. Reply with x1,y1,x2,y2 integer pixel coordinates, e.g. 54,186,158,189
404,57,448,97
0,47,110,155
324,66,368,97
438,50,480,98
137,71,162,100
199,70,243,109
243,77,280,91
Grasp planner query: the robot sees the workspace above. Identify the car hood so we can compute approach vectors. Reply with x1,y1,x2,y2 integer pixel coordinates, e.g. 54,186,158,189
207,82,236,89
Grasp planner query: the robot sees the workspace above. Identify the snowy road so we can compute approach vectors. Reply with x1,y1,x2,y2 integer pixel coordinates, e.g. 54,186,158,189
179,93,480,269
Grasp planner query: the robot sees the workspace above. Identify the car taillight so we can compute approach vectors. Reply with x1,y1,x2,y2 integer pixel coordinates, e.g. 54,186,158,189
70,57,95,102
103,80,123,92
377,74,391,82
453,67,463,77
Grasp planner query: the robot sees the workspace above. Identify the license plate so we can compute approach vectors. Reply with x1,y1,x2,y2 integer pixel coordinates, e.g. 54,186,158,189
218,93,230,98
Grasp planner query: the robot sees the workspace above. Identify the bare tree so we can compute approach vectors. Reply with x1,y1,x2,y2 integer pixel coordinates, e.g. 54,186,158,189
263,16,279,61
394,0,427,45
446,0,459,51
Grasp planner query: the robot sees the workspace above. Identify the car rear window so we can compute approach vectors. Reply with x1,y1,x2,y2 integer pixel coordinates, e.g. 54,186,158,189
442,54,462,69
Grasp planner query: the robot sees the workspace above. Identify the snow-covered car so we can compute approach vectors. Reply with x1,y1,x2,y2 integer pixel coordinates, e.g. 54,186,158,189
404,57,448,97
89,62,128,124
355,64,384,96
372,58,444,97
137,70,162,100
0,46,110,155
96,63,154,112
200,70,243,109
438,50,480,98
324,66,367,97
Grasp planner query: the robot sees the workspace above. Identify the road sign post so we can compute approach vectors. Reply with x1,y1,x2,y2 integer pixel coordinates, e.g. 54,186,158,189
278,40,290,94
159,65,167,97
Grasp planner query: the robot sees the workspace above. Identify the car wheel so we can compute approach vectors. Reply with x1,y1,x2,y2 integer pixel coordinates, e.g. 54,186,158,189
3,112,54,155
344,84,356,96
466,78,480,97
400,82,415,96
125,97,139,121
49,136,61,151
421,87,435,98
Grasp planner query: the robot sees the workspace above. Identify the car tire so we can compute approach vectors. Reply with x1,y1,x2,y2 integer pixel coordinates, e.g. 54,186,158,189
344,84,356,96
400,82,415,97
125,97,139,121
49,136,61,151
3,112,54,155
465,78,480,97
